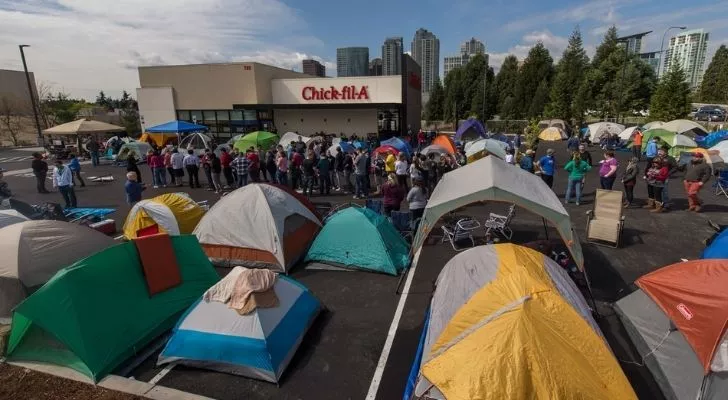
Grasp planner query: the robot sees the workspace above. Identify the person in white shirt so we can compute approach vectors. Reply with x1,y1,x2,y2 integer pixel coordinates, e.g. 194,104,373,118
170,148,185,187
182,149,201,188
505,149,516,165
394,153,409,191
52,159,77,208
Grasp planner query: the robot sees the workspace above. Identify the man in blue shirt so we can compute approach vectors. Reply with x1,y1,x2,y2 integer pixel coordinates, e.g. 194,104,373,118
536,148,556,188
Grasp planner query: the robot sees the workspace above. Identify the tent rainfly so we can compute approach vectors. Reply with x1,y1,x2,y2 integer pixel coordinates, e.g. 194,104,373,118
588,122,625,144
42,119,124,136
409,244,635,400
454,119,487,142
123,193,206,239
431,135,457,154
538,127,567,141
0,209,29,229
411,156,585,271
380,137,412,156
661,119,708,138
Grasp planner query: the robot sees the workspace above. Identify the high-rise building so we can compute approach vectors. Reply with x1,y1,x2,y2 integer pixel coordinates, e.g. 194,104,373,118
382,37,403,76
443,37,486,77
639,51,661,77
302,59,325,77
369,58,383,76
663,29,709,89
336,47,369,77
411,28,440,96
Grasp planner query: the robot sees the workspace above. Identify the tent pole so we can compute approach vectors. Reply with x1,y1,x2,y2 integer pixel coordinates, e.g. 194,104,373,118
542,218,549,240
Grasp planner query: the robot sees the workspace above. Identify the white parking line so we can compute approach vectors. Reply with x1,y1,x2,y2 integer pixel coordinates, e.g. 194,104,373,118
148,363,176,385
0,156,31,162
365,248,421,400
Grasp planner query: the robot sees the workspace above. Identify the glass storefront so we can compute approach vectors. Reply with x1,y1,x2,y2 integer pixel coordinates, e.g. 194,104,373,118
176,109,269,140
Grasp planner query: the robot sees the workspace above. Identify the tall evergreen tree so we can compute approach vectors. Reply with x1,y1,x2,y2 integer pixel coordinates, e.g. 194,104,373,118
546,27,589,122
589,26,622,118
426,76,445,120
514,42,554,119
699,45,728,103
443,67,466,122
495,55,520,118
650,65,692,121
529,79,550,118
470,66,497,120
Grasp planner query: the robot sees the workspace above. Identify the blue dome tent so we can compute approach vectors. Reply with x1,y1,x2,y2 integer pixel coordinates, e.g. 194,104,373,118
695,130,728,148
380,137,411,156
702,228,728,259
454,119,487,142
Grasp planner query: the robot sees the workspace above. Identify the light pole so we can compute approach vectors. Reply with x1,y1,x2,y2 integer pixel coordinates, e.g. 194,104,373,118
659,26,687,78
18,45,43,146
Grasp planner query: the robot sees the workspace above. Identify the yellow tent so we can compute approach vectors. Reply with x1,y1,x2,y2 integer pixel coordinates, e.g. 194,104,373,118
414,244,636,400
123,193,205,239
538,127,566,141
139,132,178,147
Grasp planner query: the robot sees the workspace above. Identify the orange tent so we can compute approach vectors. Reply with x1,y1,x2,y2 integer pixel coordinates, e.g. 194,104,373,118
636,259,728,373
432,135,456,154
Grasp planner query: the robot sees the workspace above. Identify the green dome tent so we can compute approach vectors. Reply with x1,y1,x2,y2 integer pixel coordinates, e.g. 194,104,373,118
5,235,219,381
233,131,279,151
304,207,409,275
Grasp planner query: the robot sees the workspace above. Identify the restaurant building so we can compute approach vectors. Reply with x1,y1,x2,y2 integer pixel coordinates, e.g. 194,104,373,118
136,59,421,141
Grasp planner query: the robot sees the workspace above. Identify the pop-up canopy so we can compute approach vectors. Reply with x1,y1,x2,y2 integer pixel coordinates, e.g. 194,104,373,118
145,120,208,133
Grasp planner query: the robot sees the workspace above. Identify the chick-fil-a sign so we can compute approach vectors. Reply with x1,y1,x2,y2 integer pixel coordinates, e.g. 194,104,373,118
301,85,370,101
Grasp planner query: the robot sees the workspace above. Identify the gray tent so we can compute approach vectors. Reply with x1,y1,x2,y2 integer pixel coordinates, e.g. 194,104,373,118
616,290,728,400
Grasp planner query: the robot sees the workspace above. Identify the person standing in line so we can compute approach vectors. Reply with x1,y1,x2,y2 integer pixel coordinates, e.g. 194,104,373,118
210,152,223,193
563,153,591,205
385,150,396,176
352,149,367,199
536,148,556,188
232,150,249,188
276,150,288,186
577,144,592,166
31,152,49,193
683,152,712,212
407,179,428,230
598,150,618,190
68,154,85,187
301,151,316,197
150,150,167,188
381,173,405,216
656,146,677,211
567,135,580,154
334,147,344,191
519,149,535,173
631,129,643,161
124,171,146,205
317,152,331,195
644,136,658,168
290,150,303,190
170,148,185,187
220,148,233,188
183,149,201,188
200,149,214,190
52,159,77,208
621,157,640,208
394,153,409,191
644,159,669,213
126,154,142,184
342,151,354,194
247,147,260,183
258,147,268,182
163,148,176,186
266,149,277,184
86,138,100,167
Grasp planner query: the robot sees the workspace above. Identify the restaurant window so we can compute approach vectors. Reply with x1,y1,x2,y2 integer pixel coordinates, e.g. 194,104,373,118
190,111,203,124
177,110,191,121
216,110,231,135
203,110,216,132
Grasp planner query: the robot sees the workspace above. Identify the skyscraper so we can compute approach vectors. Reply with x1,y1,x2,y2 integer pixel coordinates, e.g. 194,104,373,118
382,37,403,76
369,58,383,76
302,59,325,77
444,37,486,77
663,29,709,89
337,47,369,77
411,28,440,96
638,51,661,77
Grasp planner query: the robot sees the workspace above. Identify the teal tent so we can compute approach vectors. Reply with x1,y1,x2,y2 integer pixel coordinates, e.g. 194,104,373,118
304,207,409,275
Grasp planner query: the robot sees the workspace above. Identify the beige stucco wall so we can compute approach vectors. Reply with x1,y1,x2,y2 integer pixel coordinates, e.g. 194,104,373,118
138,63,309,109
0,69,37,112
271,75,402,105
274,108,377,136
136,87,176,131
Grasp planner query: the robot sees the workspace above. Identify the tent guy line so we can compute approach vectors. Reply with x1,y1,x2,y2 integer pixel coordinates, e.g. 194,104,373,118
365,248,420,400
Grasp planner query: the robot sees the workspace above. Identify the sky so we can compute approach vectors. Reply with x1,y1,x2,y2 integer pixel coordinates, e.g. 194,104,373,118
1,0,727,101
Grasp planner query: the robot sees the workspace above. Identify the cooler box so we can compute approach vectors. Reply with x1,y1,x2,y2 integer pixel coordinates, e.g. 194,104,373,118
89,219,116,235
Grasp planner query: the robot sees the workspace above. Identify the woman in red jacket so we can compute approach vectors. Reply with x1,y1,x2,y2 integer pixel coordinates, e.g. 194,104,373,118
381,173,405,216
644,158,669,213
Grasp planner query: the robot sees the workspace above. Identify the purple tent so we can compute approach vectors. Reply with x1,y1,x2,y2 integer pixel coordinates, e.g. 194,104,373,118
454,119,487,141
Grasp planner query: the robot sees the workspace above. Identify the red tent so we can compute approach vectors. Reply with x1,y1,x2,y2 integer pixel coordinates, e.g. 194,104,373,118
373,145,399,157
636,259,728,373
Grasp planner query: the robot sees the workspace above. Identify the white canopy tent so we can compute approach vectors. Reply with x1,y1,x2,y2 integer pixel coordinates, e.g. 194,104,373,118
411,156,585,271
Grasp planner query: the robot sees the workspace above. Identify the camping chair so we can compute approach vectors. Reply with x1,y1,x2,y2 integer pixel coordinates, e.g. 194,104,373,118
484,204,516,240
585,189,625,248
441,218,476,251
365,199,383,215
714,169,728,199
390,211,413,242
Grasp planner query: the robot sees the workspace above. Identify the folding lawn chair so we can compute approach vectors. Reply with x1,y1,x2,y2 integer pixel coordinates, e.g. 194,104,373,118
365,199,383,214
484,204,516,240
441,218,476,251
390,211,414,242
585,189,625,248
714,169,728,199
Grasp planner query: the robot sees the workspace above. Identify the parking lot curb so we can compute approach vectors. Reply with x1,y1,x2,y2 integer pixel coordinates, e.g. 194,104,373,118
5,361,214,400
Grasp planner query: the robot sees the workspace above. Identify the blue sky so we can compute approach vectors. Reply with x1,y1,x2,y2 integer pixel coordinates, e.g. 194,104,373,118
1,0,726,100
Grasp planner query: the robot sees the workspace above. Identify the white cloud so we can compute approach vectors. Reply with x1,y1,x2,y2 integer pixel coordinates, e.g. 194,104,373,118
503,0,636,32
0,0,334,99
489,30,569,70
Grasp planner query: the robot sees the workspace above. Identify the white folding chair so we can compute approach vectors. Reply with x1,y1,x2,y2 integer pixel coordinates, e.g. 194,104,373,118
484,204,516,240
441,219,476,251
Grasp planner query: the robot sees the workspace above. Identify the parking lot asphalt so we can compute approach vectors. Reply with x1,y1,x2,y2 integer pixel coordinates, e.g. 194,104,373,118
1,141,726,400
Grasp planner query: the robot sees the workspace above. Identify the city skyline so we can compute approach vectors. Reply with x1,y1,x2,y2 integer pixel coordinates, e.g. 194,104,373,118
381,37,403,76
664,28,710,89
2,0,727,99
444,37,486,77
411,28,440,97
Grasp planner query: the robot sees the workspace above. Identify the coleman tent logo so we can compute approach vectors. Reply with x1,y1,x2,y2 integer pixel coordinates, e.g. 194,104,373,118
301,85,370,101
677,303,693,320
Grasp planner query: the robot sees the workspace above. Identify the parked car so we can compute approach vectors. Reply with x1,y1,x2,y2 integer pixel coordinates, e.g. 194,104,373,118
694,109,727,122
